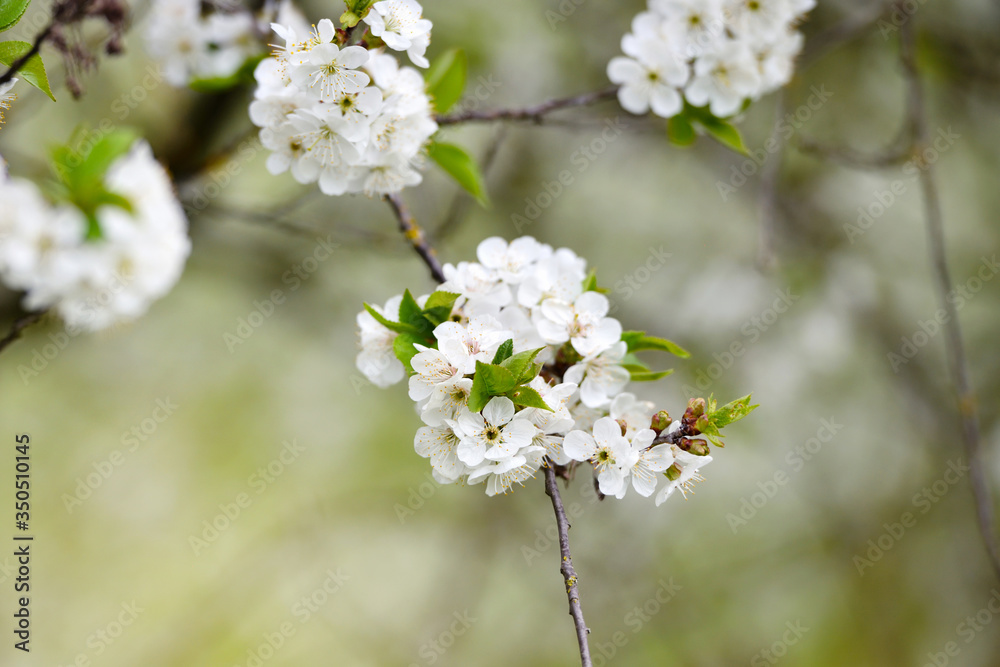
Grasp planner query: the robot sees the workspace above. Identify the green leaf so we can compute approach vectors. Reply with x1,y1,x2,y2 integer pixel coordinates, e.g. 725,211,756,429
492,339,514,364
500,347,544,384
667,113,696,147
340,10,361,27
706,393,758,430
363,302,424,336
698,115,749,156
620,331,690,358
468,361,518,412
0,0,31,32
425,48,466,114
427,141,489,207
508,386,552,411
422,290,460,326
398,289,432,335
0,40,54,101
393,333,421,374
628,368,674,382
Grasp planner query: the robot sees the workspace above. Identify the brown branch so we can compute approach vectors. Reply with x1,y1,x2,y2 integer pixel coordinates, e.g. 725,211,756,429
383,193,446,284
543,462,592,667
899,17,1000,582
436,86,619,126
0,0,100,88
0,310,47,354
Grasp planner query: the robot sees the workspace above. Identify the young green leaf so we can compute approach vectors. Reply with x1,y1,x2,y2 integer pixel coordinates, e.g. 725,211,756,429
698,115,749,156
621,331,690,358
425,48,467,114
0,0,31,32
468,361,518,411
500,347,544,384
508,385,552,411
393,333,422,374
706,393,758,430
421,290,460,326
627,368,674,382
492,339,514,364
363,302,424,336
0,40,54,101
398,289,432,334
427,141,489,207
667,113,696,147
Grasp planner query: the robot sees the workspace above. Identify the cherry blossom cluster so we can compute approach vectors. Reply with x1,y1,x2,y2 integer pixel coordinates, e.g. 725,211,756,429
249,1,437,197
608,0,816,118
0,140,190,331
355,236,751,502
144,0,262,87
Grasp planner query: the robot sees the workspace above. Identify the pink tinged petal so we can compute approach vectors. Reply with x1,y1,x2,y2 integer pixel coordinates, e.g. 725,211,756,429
650,85,683,118
563,431,597,461
607,56,644,85
337,45,371,69
318,19,336,43
482,396,515,426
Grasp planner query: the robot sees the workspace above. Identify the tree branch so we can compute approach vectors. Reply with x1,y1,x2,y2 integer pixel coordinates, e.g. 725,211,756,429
0,0,97,87
543,462,592,667
0,310,47,354
899,17,1000,582
435,86,619,126
383,193,446,284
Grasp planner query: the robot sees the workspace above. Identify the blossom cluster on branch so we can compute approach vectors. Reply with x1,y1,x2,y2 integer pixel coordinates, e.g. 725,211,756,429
0,133,190,331
357,236,755,500
609,0,815,119
249,1,438,197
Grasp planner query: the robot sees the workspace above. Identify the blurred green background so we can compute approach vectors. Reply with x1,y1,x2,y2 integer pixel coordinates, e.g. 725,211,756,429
3,0,1000,665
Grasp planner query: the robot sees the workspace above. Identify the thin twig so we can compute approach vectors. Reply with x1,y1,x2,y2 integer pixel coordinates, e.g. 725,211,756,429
436,86,619,126
543,463,592,667
0,310,47,354
899,17,1000,581
0,0,95,87
384,193,446,284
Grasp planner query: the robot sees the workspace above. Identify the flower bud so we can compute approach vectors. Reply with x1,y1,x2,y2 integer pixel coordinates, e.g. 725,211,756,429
616,419,629,436
664,464,682,481
686,398,706,418
650,410,671,433
694,414,710,434
679,438,710,457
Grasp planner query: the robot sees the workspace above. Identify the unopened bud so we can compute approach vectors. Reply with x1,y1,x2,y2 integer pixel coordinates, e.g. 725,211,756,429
665,464,682,482
616,419,628,436
686,398,706,418
679,438,710,457
650,410,671,433
694,414,710,434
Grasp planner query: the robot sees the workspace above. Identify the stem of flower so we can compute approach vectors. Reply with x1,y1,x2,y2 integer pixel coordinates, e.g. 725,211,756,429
543,462,593,667
435,86,619,126
384,193,446,284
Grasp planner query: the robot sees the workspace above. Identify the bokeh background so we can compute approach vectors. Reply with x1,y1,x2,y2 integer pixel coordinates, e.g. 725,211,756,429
3,0,1000,664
